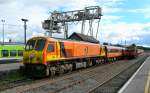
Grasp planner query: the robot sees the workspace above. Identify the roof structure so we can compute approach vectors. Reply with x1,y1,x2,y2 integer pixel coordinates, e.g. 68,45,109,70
68,32,99,43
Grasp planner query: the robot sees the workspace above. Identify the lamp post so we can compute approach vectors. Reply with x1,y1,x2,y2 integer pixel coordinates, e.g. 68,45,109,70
1,19,5,45
21,18,28,45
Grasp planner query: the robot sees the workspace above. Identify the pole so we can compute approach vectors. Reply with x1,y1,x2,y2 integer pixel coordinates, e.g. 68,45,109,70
65,23,68,39
1,19,5,45
21,19,28,45
24,21,27,45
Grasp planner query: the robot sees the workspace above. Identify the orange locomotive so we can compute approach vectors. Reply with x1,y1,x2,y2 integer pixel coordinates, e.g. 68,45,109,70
23,36,106,77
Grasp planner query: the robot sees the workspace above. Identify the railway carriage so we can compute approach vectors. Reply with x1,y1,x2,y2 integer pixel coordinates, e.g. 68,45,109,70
0,45,24,63
103,45,125,61
124,45,138,59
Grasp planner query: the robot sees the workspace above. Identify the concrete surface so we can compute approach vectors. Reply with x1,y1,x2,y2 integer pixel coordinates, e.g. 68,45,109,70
118,56,150,93
0,63,23,71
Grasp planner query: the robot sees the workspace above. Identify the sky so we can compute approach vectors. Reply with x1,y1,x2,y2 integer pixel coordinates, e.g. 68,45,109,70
0,0,150,47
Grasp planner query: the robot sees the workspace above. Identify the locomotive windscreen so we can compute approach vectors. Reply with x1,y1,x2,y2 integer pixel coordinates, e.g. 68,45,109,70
35,39,46,51
25,39,36,50
25,39,45,51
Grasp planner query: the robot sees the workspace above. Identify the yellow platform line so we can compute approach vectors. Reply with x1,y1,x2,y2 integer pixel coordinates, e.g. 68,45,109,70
144,70,150,93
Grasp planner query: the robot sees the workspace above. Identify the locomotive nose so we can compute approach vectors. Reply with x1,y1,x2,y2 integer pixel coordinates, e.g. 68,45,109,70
23,50,43,64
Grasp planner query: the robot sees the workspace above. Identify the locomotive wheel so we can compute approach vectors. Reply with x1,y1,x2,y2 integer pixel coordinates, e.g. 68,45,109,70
87,59,93,67
114,58,116,61
50,71,55,78
69,64,73,72
66,64,73,72
50,67,56,77
58,65,65,75
72,63,76,70
46,67,50,76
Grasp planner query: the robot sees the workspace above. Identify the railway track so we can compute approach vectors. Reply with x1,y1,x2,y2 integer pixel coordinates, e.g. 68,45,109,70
89,54,149,93
0,79,32,91
0,61,103,92
0,69,32,91
0,62,106,92
1,53,148,93
0,63,25,91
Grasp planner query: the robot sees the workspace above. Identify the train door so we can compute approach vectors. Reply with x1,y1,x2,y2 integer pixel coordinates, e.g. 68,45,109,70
47,42,57,61
104,46,108,58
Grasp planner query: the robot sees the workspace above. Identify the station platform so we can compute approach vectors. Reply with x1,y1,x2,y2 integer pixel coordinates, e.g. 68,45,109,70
0,63,23,71
118,56,150,93
0,58,22,64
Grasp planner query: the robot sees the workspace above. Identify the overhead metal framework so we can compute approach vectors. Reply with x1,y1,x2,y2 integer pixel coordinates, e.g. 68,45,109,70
42,6,102,39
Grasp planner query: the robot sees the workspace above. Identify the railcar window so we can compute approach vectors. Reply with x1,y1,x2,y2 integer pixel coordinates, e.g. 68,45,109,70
35,39,46,51
109,49,121,53
25,40,36,50
18,50,23,56
47,44,54,52
10,50,17,57
2,50,9,57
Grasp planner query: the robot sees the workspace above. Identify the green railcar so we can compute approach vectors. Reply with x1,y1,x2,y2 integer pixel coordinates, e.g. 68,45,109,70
0,45,24,58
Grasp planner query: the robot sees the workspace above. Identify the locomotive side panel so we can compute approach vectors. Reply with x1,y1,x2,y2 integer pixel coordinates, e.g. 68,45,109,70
72,41,100,58
85,43,100,57
58,40,101,59
74,42,88,57
60,41,74,57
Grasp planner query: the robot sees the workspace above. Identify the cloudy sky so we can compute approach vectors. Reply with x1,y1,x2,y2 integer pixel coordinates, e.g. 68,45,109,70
0,0,150,47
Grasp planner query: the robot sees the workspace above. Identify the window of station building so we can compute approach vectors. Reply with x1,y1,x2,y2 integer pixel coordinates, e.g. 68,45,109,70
18,50,23,56
47,43,54,52
10,50,17,57
2,50,9,57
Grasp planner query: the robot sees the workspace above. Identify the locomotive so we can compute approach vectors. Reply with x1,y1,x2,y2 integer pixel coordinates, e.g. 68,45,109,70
23,36,142,77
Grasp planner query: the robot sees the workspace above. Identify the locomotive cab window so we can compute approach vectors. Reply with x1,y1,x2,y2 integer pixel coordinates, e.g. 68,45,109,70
47,43,54,52
1,50,9,57
10,50,17,57
25,39,36,50
35,39,46,51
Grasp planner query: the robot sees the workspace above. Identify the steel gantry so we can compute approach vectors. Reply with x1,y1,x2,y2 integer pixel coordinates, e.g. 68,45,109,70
42,6,102,39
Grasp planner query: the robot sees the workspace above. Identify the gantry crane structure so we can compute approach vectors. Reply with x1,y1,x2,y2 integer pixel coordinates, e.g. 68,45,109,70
42,6,102,39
